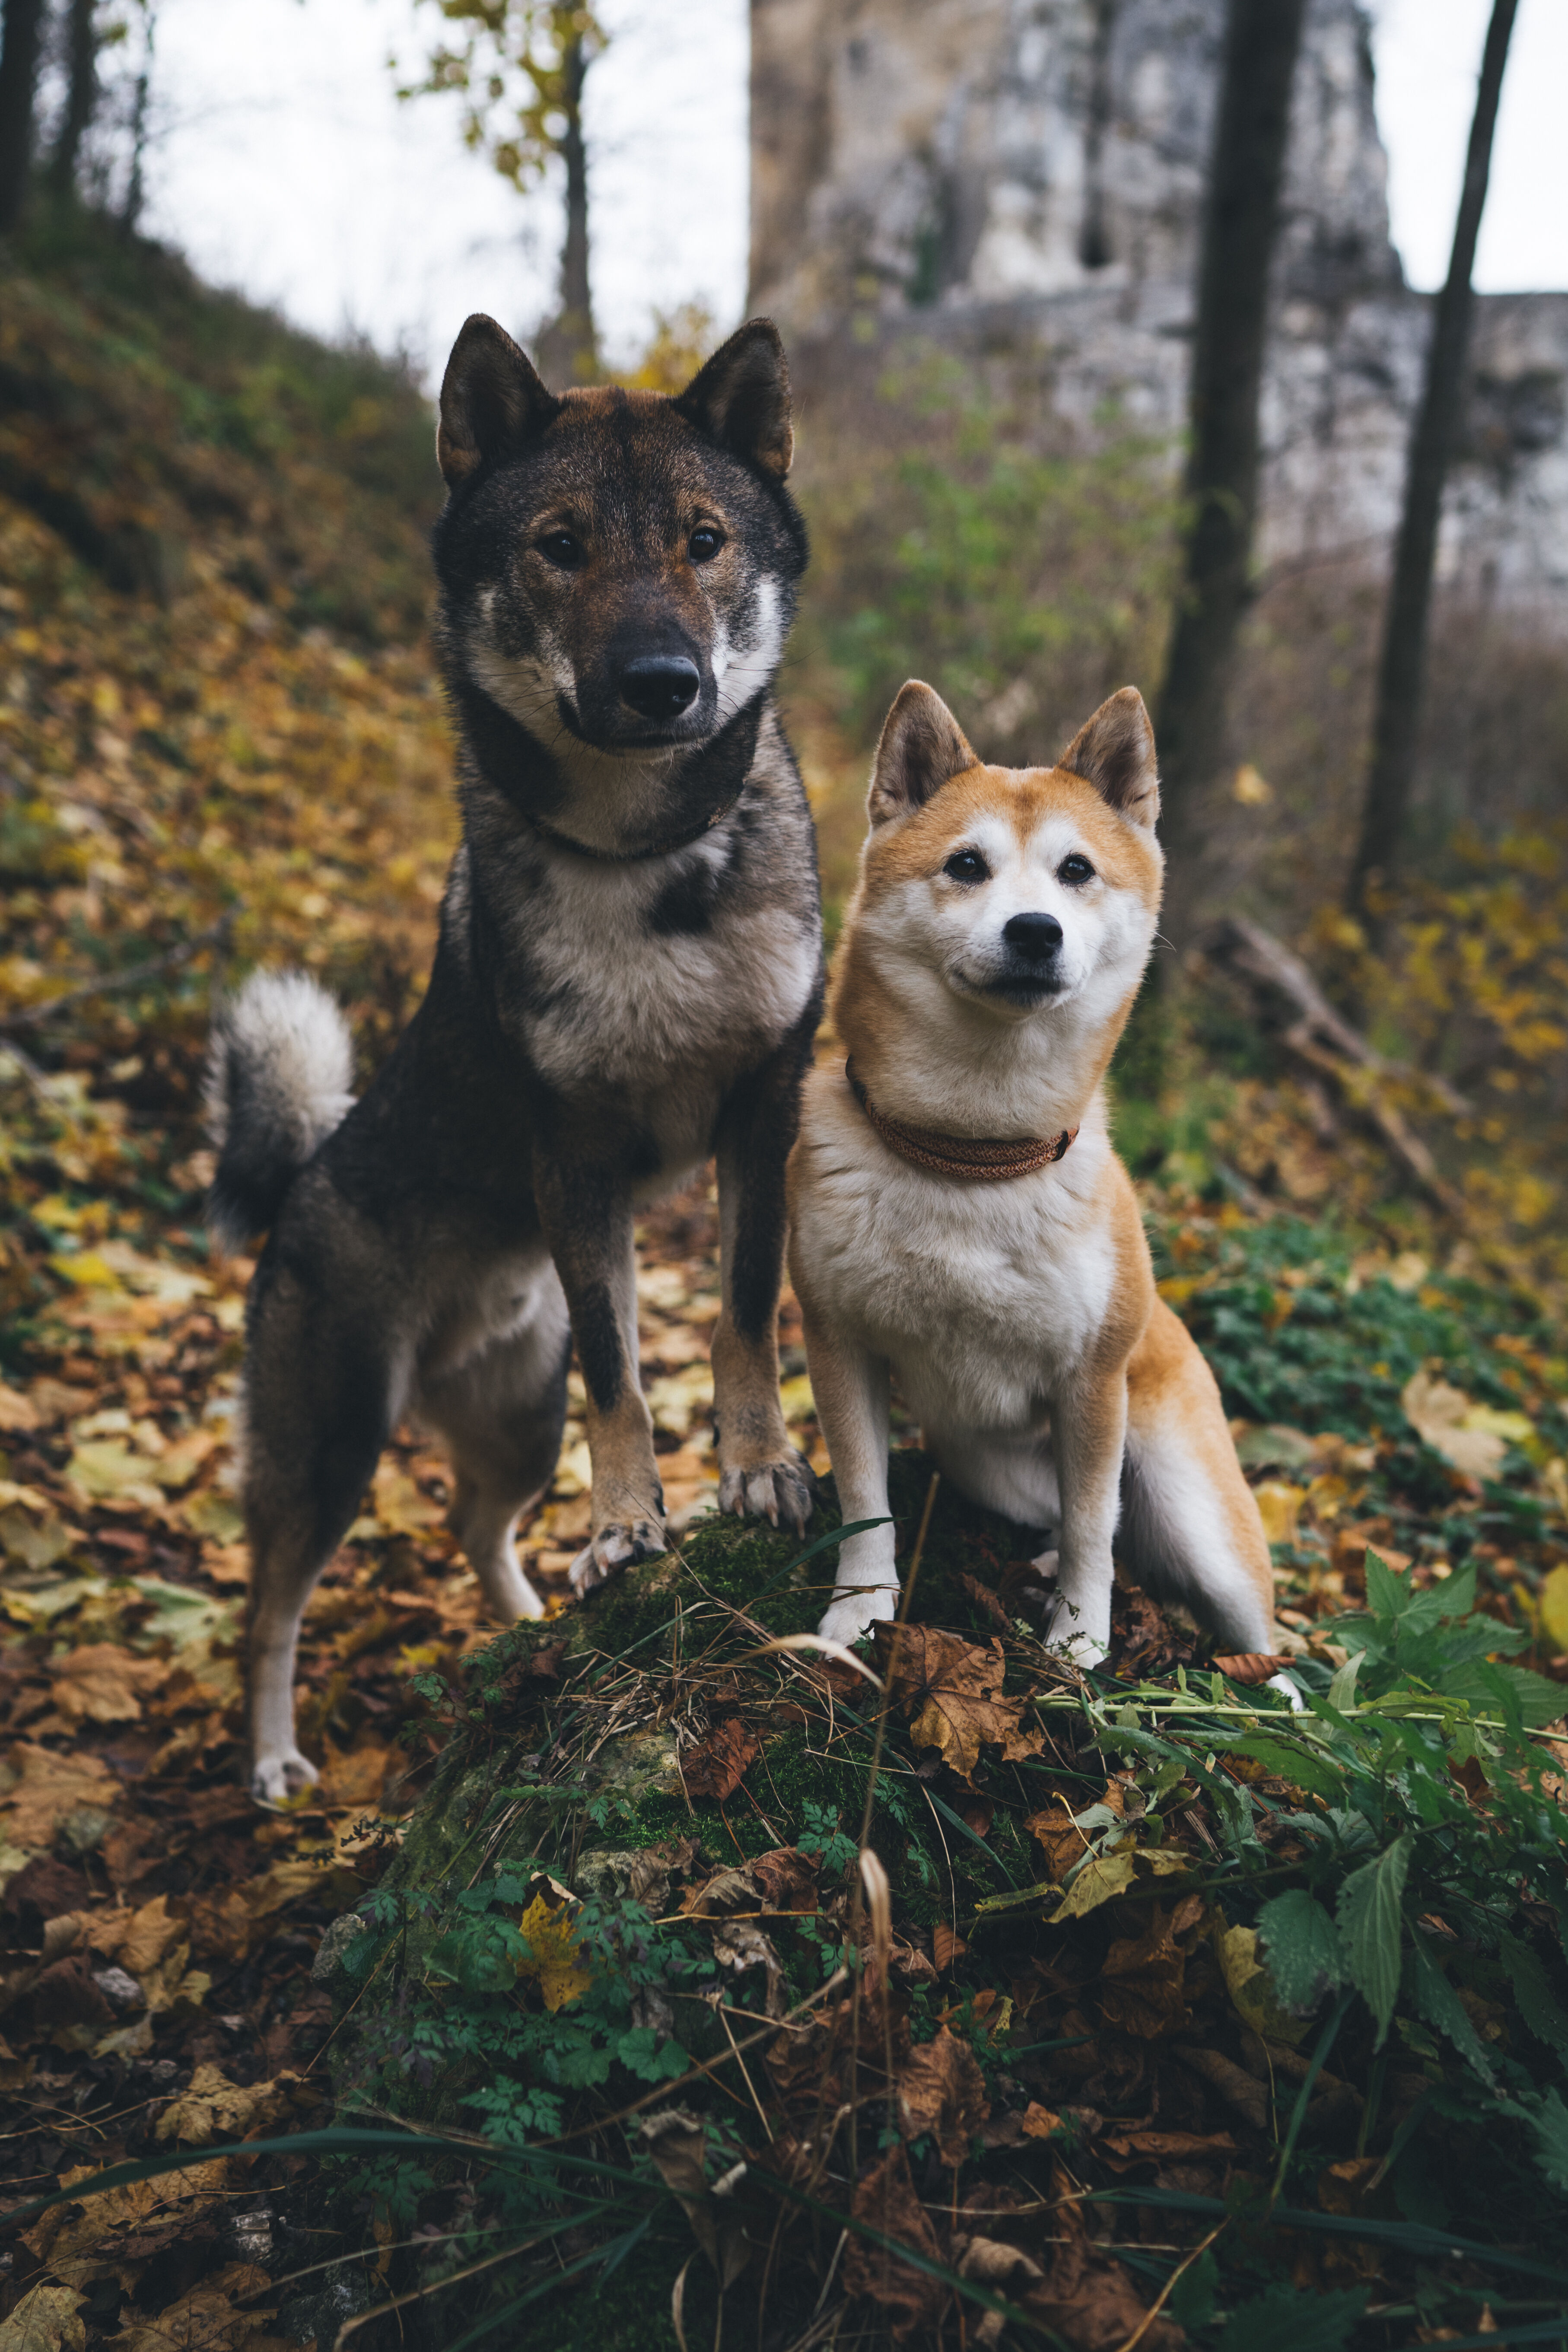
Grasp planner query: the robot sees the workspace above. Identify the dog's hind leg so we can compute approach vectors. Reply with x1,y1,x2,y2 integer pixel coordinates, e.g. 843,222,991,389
244,1302,403,1805
1121,1301,1301,1705
418,1279,572,1623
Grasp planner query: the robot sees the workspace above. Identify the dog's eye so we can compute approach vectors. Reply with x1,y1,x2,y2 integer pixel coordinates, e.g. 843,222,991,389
1058,853,1095,885
943,850,989,885
538,530,584,569
688,525,725,563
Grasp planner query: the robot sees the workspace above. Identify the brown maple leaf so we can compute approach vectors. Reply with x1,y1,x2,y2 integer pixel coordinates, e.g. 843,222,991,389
679,1717,760,1801
872,1626,1043,1784
1022,1794,1088,1884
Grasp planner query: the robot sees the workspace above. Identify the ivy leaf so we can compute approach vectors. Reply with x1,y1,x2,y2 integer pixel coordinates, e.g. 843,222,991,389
1336,1833,1413,2046
1406,1931,1494,2082
1218,2282,1367,2352
1256,1888,1347,2016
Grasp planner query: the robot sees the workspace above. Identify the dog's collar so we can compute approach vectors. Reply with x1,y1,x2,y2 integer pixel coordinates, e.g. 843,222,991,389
846,1060,1076,1182
522,792,742,865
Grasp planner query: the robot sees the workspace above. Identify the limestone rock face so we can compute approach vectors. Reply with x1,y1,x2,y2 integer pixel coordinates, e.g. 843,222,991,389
751,0,1396,328
751,0,1568,612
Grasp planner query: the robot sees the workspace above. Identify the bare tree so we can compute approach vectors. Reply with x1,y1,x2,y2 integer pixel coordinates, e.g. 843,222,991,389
1154,0,1308,936
0,0,47,232
1346,0,1519,931
400,2,606,384
48,0,100,199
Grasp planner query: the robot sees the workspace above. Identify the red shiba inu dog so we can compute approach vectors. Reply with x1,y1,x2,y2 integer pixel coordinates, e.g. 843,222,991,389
787,680,1296,1696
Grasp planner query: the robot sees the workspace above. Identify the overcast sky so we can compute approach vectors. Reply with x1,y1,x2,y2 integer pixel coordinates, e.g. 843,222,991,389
131,0,1568,387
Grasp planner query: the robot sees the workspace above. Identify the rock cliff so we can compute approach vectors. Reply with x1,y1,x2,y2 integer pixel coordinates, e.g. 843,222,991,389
751,0,1568,613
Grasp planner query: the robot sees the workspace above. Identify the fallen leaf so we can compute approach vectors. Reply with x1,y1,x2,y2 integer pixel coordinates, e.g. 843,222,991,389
23,2161,233,2282
1213,1651,1294,1684
154,2066,306,2146
1402,1371,1532,1480
0,1384,42,1435
897,2024,988,2167
639,2109,748,2288
1217,1919,1309,2048
1023,1796,1087,1883
749,1846,819,1913
1023,2163,1181,2351
873,1625,1043,1783
1253,1480,1305,1546
680,1717,759,1801
49,1644,167,1725
117,2262,279,2352
1020,2103,1062,2139
1097,1904,1193,2040
932,1922,968,1970
0,1746,122,1850
1539,1562,1568,1652
516,1891,592,2011
0,2284,86,2352
842,2142,947,2341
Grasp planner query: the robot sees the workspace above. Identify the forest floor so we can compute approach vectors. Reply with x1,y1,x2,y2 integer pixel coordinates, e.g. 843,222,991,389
3,212,1568,2352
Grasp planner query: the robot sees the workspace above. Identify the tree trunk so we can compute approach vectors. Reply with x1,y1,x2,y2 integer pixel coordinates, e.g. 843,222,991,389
49,0,100,198
0,0,48,233
1346,0,1518,931
1154,0,1308,938
538,33,596,384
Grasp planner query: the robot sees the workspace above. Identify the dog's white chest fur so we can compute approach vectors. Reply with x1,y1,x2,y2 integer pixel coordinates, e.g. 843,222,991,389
493,835,817,1179
793,1072,1116,1430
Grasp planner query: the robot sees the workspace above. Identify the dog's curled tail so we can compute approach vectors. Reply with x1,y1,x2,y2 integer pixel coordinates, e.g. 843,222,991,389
204,971,355,1248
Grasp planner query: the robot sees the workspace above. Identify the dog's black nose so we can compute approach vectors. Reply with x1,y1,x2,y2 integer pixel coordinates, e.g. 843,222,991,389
619,656,701,721
1003,911,1064,963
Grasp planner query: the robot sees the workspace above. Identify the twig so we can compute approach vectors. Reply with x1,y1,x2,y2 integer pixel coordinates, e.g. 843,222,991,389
0,911,233,1034
1114,2219,1227,2352
1199,913,1469,1219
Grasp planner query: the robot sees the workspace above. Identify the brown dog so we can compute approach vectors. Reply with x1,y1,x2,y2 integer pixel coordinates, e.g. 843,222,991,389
787,681,1295,1697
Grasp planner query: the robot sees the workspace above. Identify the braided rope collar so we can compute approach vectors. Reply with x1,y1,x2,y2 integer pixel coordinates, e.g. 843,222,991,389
846,1060,1077,1183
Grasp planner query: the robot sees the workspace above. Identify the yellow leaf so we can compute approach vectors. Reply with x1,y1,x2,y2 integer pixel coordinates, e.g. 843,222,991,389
1232,763,1272,805
0,2284,86,2352
1402,1371,1531,1480
778,1373,816,1426
1253,1481,1305,1546
1217,1920,1308,2048
517,1892,592,2011
1540,1564,1568,1655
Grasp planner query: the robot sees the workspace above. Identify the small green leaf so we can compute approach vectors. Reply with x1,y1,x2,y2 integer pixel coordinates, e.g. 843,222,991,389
1325,1651,1363,1711
1407,1932,1494,2082
1499,1933,1568,2060
1364,1549,1412,1620
1256,1888,1347,2015
1336,1832,1413,2046
1525,2088,1568,2192
1219,2282,1368,2352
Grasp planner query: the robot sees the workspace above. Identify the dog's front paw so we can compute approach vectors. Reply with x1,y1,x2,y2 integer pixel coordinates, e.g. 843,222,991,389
569,1518,666,1598
817,1584,899,1648
719,1451,816,1536
251,1746,319,1808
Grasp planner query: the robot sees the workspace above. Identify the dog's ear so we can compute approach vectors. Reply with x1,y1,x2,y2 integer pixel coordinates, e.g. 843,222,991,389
1058,688,1160,828
673,319,794,481
868,681,977,827
437,315,560,487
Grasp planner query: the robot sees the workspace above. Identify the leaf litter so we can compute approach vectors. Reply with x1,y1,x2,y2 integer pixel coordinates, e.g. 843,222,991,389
5,225,1568,2352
